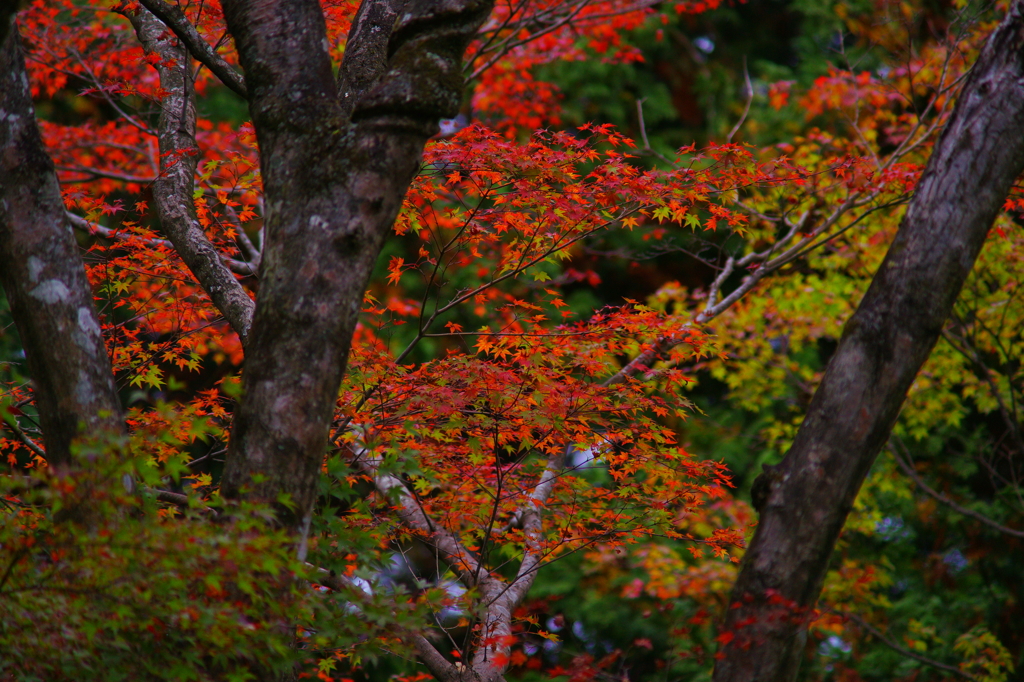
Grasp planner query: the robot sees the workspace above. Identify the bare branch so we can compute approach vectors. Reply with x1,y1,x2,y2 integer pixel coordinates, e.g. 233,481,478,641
348,436,521,681
144,487,192,506
67,212,258,276
135,0,248,98
2,415,46,458
726,57,753,144
705,255,735,312
635,98,650,149
349,442,492,588
890,440,1024,538
126,7,255,341
413,635,466,682
56,165,155,184
507,443,568,599
831,608,978,681
337,0,403,118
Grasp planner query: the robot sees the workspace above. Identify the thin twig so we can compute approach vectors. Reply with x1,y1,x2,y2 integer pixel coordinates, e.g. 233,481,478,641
726,57,753,144
2,418,46,458
890,439,1024,538
831,608,978,681
67,212,258,276
636,97,651,149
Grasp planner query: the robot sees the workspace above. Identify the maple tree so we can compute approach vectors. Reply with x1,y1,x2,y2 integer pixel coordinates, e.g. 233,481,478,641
2,0,1023,681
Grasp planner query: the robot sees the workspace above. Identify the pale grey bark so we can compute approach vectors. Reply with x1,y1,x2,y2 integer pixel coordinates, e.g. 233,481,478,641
354,437,547,681
127,8,256,343
136,0,248,98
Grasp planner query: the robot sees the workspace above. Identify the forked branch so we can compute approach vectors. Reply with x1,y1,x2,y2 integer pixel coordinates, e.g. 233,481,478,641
135,0,248,98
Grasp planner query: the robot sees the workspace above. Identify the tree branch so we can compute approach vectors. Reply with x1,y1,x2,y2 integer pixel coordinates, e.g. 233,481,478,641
126,7,255,341
715,4,1024,679
349,442,490,588
134,0,248,98
2,415,46,458
889,440,1024,538
67,211,258,276
336,0,403,119
726,56,753,144
832,608,978,681
348,437,521,681
412,635,467,682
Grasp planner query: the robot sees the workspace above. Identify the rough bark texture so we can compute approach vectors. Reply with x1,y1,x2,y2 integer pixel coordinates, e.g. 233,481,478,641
127,8,256,343
135,0,248,98
0,21,122,468
713,4,1024,681
336,0,403,119
219,0,493,532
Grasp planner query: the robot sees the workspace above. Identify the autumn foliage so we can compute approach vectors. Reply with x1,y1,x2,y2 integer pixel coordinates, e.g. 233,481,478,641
2,0,1022,681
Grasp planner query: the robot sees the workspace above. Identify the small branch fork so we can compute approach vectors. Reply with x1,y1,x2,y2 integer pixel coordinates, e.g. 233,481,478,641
134,0,248,98
615,37,966,389
349,438,552,681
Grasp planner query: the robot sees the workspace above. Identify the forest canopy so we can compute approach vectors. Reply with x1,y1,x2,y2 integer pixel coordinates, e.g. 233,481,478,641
1,1,1022,681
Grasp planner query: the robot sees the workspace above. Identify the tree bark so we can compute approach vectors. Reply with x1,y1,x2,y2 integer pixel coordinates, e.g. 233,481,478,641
713,4,1024,681
0,19,122,469
127,7,256,344
219,0,493,534
135,0,248,99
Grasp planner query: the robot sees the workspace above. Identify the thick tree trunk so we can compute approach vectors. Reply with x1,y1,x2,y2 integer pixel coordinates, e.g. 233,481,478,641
0,19,122,469
219,0,493,534
712,4,1024,680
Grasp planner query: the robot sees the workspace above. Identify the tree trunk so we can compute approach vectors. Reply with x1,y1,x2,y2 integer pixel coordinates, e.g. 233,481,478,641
0,19,122,469
713,3,1024,680
218,0,493,536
